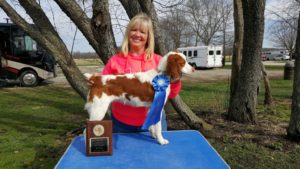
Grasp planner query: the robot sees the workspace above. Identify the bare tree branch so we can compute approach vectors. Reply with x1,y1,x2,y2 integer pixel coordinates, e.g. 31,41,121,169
54,0,102,58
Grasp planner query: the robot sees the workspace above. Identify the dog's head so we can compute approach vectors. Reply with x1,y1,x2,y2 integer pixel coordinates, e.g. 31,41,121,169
158,51,194,80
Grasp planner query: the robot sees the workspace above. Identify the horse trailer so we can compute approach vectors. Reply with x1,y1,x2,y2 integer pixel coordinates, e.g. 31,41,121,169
177,46,223,68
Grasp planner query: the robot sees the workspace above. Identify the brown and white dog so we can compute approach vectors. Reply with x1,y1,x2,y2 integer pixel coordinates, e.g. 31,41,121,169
84,51,194,144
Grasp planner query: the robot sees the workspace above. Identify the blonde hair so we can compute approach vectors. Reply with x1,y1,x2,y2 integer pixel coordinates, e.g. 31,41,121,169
121,13,155,60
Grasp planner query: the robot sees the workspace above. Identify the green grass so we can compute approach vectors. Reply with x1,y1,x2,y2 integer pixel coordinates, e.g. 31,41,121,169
181,79,293,123
180,81,230,112
0,78,297,169
0,86,85,169
256,80,293,121
181,79,293,121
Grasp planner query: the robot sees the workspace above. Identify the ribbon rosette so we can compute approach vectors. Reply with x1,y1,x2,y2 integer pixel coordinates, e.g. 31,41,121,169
152,75,170,91
142,75,170,130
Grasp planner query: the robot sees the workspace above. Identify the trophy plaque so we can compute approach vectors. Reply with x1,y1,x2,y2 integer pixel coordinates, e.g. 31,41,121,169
86,120,112,156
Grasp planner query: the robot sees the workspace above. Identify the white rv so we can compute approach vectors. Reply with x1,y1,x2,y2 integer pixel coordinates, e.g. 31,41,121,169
177,46,223,68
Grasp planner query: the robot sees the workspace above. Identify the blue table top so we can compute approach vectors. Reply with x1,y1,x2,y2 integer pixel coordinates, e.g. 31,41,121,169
55,130,230,169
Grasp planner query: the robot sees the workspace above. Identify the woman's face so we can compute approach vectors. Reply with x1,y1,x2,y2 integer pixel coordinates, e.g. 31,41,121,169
128,23,148,53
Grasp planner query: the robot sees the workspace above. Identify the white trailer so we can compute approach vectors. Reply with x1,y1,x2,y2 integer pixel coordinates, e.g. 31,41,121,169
177,46,223,68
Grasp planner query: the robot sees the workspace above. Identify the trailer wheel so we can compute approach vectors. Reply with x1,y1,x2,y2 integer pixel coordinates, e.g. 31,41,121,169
19,70,39,87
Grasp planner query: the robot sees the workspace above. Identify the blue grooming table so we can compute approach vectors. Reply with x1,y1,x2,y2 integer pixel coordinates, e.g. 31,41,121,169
55,130,230,169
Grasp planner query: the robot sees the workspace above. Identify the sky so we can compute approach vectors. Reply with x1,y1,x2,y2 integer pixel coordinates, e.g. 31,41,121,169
264,0,294,48
0,0,294,53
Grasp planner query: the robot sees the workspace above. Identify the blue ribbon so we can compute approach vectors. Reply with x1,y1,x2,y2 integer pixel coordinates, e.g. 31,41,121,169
142,74,170,130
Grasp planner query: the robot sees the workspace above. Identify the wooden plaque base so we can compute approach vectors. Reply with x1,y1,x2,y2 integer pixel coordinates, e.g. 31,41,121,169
86,120,112,156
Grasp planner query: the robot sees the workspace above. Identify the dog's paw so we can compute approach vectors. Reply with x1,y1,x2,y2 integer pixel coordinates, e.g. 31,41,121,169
157,138,169,145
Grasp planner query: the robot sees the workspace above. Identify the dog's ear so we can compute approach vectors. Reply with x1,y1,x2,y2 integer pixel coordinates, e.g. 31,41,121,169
166,54,184,80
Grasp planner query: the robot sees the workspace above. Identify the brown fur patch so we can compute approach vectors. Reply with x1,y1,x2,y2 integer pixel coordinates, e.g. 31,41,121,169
88,75,155,102
88,76,104,102
166,54,186,79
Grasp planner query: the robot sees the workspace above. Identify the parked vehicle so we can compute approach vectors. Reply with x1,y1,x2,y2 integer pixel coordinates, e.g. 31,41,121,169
262,49,290,61
0,23,56,86
272,54,290,61
177,45,223,68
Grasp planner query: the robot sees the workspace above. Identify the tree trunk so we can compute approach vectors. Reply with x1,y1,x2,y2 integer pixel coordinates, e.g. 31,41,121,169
119,0,142,18
287,12,300,141
91,0,117,64
261,62,272,105
229,0,243,107
222,26,226,67
228,0,266,123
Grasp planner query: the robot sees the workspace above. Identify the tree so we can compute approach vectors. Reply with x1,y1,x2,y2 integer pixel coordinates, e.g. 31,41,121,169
229,0,243,108
159,6,191,50
287,11,300,141
228,0,266,123
0,0,212,131
268,20,297,57
185,0,224,46
267,1,300,57
229,0,272,109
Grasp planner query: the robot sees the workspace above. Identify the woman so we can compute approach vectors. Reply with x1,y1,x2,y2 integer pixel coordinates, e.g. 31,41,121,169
102,13,181,133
